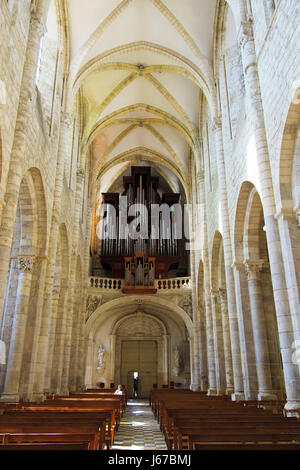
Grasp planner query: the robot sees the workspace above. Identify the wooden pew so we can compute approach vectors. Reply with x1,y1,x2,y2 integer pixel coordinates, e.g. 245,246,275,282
0,443,90,450
149,389,300,451
0,421,105,450
1,409,113,448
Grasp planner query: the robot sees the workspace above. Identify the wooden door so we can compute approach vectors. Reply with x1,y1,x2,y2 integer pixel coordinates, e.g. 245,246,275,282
120,340,157,398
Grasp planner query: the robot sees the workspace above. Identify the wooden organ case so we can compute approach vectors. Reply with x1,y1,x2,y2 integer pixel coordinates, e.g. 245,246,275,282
99,166,182,294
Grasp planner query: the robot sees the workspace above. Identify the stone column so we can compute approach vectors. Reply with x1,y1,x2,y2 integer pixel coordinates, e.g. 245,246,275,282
195,170,208,391
33,111,73,398
211,289,225,394
109,334,116,385
42,287,60,394
0,255,35,401
244,259,277,400
20,256,48,401
212,118,244,400
64,168,86,393
0,10,46,328
51,289,69,394
162,334,169,385
77,202,93,390
189,167,202,391
232,261,256,400
219,288,234,395
237,12,300,412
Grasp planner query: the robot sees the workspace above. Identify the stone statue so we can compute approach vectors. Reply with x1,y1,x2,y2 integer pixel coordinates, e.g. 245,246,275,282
96,344,106,372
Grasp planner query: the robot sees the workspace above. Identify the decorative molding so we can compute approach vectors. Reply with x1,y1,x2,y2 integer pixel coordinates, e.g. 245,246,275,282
244,259,264,281
238,19,254,48
17,255,36,273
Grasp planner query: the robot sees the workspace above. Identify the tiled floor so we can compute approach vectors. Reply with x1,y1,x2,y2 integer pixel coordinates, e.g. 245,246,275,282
111,399,167,450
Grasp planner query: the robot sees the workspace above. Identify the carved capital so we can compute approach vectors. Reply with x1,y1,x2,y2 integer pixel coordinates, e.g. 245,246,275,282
209,116,222,133
62,112,72,128
244,259,264,281
30,14,46,39
76,168,85,181
238,19,254,48
196,169,204,184
17,255,36,273
211,289,219,301
218,288,227,301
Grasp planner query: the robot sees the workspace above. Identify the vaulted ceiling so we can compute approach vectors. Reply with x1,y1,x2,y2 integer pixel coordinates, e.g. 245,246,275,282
56,1,219,197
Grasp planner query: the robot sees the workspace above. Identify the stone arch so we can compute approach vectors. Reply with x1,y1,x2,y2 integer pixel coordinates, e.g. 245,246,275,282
233,180,255,262
278,99,300,213
84,295,192,389
275,98,300,343
86,295,193,339
234,182,285,400
72,41,216,116
0,168,48,399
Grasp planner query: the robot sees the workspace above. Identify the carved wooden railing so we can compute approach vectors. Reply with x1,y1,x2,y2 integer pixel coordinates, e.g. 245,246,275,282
89,276,191,291
89,277,124,290
155,277,191,290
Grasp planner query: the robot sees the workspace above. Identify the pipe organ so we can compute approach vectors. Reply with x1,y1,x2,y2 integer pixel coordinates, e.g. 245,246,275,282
98,167,182,291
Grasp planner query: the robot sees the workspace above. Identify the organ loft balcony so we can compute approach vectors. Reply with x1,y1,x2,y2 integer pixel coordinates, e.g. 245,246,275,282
90,166,190,296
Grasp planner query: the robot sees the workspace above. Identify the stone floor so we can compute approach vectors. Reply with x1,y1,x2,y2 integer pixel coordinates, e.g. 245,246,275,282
111,399,168,450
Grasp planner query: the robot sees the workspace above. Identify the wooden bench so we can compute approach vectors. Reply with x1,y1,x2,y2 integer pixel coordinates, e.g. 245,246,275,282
149,389,300,451
1,409,113,448
0,442,90,450
0,421,105,450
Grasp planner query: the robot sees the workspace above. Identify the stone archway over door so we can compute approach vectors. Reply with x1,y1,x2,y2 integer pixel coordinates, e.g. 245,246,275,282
120,340,157,398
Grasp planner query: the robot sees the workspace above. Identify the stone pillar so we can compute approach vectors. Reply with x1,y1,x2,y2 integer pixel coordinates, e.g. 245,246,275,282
65,168,86,392
237,12,300,412
77,202,94,390
33,111,73,398
232,261,257,400
42,287,59,394
212,118,244,400
195,170,208,391
20,256,48,401
162,334,169,385
0,10,46,328
219,288,234,395
51,289,69,394
211,289,225,394
0,255,35,401
189,167,202,391
244,260,277,400
110,334,116,385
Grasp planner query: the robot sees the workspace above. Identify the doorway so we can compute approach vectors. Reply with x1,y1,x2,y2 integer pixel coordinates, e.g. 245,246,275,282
120,340,157,398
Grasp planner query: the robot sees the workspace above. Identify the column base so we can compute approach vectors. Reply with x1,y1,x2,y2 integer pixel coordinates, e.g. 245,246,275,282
0,393,19,402
225,387,234,396
207,388,217,396
231,392,245,402
31,393,46,403
284,400,300,418
257,392,278,401
190,383,202,392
